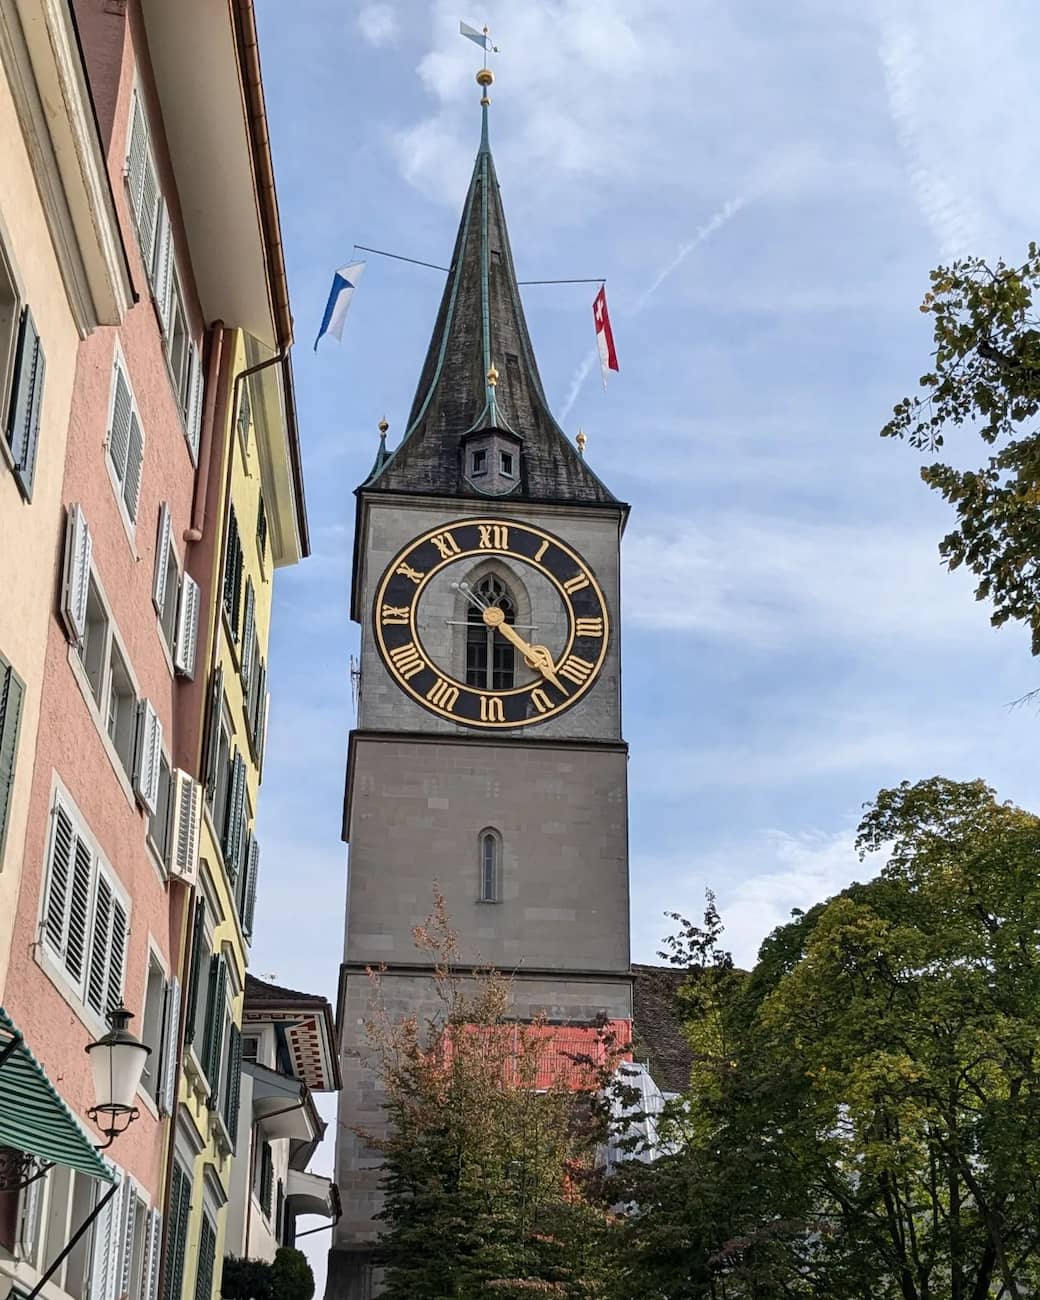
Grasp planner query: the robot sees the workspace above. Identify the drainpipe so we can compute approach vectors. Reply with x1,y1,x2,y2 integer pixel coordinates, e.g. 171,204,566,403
184,321,226,543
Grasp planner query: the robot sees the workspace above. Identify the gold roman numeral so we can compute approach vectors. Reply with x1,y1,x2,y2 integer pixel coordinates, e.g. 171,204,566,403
478,524,509,551
430,531,461,559
389,642,425,680
395,563,424,584
530,688,553,715
575,617,603,638
381,605,410,625
563,572,590,595
425,678,459,712
559,655,595,686
534,539,549,563
480,696,505,723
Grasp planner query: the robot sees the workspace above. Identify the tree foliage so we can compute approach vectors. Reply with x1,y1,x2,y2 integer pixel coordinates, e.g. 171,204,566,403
606,778,1040,1299
882,248,1040,651
361,891,617,1299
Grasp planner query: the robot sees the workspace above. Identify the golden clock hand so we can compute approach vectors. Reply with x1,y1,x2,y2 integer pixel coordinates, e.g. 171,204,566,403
482,608,567,694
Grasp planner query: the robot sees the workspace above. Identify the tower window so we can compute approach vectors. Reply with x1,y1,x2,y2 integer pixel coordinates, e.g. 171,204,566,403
471,449,487,476
499,451,514,477
466,575,515,689
479,829,501,902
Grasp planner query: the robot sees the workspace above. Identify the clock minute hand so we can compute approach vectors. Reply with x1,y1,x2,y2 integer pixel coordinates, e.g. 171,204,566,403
482,607,566,694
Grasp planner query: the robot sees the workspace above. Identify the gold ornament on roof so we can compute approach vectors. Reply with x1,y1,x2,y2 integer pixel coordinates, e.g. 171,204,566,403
487,364,499,387
576,429,587,455
378,417,389,435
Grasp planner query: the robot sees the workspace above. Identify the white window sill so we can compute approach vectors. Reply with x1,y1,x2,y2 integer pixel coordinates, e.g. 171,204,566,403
67,645,138,812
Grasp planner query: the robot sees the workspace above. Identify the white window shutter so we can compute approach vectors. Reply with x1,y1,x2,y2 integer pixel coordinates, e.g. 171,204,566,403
88,1174,121,1300
169,769,201,886
134,700,163,814
61,504,93,645
108,364,133,482
66,834,93,988
186,345,203,462
107,896,128,1015
152,503,172,614
173,574,200,679
139,148,159,269
152,202,173,323
142,1208,162,1300
158,976,181,1116
18,1169,42,1259
118,1183,137,1300
125,93,146,213
123,411,144,523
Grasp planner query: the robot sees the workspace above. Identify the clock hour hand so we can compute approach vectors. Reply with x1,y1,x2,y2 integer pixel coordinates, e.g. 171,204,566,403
482,607,566,694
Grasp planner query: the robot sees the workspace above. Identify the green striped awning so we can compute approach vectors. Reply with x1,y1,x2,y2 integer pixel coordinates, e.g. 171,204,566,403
0,1007,114,1182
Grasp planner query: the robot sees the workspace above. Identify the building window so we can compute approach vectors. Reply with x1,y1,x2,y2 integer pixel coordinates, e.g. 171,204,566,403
105,642,137,778
256,493,268,566
195,1215,217,1300
258,1142,274,1218
465,575,515,689
78,577,108,706
0,652,25,865
500,450,514,477
166,277,192,422
40,788,129,1019
106,358,145,526
3,301,46,503
140,953,166,1100
0,238,21,418
148,752,173,868
153,504,181,656
242,1033,260,1063
471,448,487,476
479,829,501,903
223,507,244,639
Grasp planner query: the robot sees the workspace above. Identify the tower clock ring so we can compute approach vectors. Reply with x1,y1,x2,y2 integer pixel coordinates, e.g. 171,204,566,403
373,518,610,728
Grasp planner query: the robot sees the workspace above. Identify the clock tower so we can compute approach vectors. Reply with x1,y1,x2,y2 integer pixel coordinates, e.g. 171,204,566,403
327,73,632,1300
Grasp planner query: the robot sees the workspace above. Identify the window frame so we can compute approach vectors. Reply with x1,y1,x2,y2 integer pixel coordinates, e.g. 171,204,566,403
478,828,502,903
0,230,22,431
465,574,517,690
104,347,145,536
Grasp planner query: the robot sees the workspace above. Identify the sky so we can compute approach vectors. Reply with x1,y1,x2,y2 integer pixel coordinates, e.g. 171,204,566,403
248,0,1040,1282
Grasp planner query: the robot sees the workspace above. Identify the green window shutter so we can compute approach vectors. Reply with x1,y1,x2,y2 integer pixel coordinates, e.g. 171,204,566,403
6,307,45,502
240,580,255,689
163,1163,191,1300
221,752,246,879
222,1023,242,1150
184,898,206,1045
202,667,224,797
201,953,226,1090
222,510,240,635
242,834,259,941
193,1215,216,1300
0,656,25,863
259,1142,273,1217
256,493,267,560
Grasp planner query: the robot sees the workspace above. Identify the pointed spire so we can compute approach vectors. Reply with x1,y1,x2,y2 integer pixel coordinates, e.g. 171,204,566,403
366,72,616,505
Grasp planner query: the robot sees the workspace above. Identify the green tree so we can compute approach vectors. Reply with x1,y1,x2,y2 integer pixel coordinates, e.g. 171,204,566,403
361,892,616,1299
882,248,1040,651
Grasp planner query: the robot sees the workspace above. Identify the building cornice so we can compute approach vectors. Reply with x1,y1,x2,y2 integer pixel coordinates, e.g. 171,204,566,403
0,0,134,333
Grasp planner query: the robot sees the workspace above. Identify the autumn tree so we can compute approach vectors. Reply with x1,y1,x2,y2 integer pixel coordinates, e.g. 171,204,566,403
360,892,617,1299
882,248,1040,651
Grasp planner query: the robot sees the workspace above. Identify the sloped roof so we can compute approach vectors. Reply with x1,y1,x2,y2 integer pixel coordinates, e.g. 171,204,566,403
243,974,341,1092
631,964,694,1095
366,105,617,507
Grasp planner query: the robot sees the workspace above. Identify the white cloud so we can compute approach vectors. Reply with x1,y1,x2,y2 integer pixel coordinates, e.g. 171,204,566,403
357,3,399,47
623,512,986,650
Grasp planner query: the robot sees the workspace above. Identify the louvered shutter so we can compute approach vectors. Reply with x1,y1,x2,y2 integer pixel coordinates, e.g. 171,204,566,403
242,835,259,940
152,504,172,613
222,1023,242,1149
19,1164,41,1259
119,1183,138,1300
123,410,144,523
222,511,240,633
222,752,246,877
87,875,113,1015
201,954,227,1089
193,1216,216,1300
184,898,205,1046
202,667,224,796
169,769,201,886
138,144,159,268
125,93,147,219
186,345,203,462
173,574,200,679
108,364,133,484
162,1165,190,1300
107,896,128,1014
152,203,173,322
141,1208,162,1300
134,701,163,814
7,306,45,502
257,687,270,782
66,833,92,986
43,801,73,955
240,580,255,689
61,503,93,645
88,1175,121,1300
0,659,24,860
158,976,181,1117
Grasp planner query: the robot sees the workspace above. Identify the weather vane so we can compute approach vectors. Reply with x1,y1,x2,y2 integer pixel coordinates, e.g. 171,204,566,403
460,20,499,103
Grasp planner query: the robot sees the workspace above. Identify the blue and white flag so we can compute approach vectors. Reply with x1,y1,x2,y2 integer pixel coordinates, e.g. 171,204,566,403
314,261,365,351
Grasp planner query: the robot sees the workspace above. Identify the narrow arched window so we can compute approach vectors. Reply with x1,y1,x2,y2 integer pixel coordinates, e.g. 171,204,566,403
466,575,515,689
479,830,500,902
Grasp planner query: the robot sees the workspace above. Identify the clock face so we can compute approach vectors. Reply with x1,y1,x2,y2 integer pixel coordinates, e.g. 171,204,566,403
373,518,610,729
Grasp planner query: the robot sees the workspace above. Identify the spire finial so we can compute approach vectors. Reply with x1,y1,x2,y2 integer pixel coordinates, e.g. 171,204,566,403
576,429,587,456
378,416,389,438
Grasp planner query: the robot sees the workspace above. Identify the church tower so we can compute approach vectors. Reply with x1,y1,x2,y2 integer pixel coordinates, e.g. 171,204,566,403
327,68,632,1300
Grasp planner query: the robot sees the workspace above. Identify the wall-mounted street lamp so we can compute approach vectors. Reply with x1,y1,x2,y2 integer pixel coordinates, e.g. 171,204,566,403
85,1006,151,1149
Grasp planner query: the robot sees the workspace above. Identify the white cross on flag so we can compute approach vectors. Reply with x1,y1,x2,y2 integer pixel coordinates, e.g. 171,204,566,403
593,285,619,389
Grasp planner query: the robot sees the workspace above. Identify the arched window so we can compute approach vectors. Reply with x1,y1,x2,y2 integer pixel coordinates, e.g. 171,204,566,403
479,830,500,902
466,575,515,689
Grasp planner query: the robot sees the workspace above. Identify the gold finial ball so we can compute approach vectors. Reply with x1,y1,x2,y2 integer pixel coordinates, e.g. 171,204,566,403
576,429,587,453
378,417,389,436
487,364,499,387
476,68,494,88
